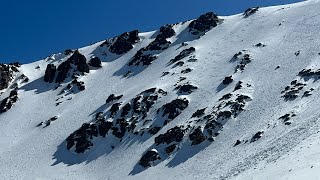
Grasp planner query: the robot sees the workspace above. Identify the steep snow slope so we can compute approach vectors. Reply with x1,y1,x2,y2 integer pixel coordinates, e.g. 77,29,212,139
1,0,320,179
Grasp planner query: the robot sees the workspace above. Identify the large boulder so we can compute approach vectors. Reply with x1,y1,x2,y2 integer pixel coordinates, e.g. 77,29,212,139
189,12,220,35
110,30,140,54
139,149,160,167
89,57,102,68
44,64,56,83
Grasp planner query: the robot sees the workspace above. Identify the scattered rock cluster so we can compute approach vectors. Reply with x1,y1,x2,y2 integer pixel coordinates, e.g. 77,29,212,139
231,51,253,72
36,116,58,128
281,79,308,100
128,25,175,66
66,88,169,153
279,112,296,125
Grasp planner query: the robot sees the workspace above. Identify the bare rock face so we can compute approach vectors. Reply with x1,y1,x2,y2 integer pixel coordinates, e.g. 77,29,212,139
110,30,140,55
44,64,56,83
189,12,220,35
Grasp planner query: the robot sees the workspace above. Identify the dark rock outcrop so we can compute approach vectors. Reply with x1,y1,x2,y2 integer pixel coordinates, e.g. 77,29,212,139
66,123,98,153
222,76,233,85
251,131,264,142
175,84,198,94
110,30,140,54
106,94,123,104
165,144,177,154
44,64,56,83
146,24,175,51
189,127,207,145
89,57,102,68
169,47,196,65
56,50,90,83
0,90,18,113
68,50,89,73
128,48,158,66
243,7,259,18
191,108,206,118
56,61,71,83
139,149,160,167
160,98,189,120
110,103,122,117
155,126,185,145
189,12,220,35
128,25,175,66
0,63,20,90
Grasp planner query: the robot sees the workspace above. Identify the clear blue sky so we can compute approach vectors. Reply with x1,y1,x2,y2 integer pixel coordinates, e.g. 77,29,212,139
0,0,303,64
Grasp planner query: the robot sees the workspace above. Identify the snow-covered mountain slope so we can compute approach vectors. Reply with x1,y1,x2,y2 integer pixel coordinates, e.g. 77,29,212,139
1,1,320,179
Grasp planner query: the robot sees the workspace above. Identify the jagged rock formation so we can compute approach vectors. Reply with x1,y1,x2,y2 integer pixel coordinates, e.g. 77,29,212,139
44,64,56,83
128,25,176,66
0,90,18,113
109,30,140,54
0,63,20,90
189,12,220,35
